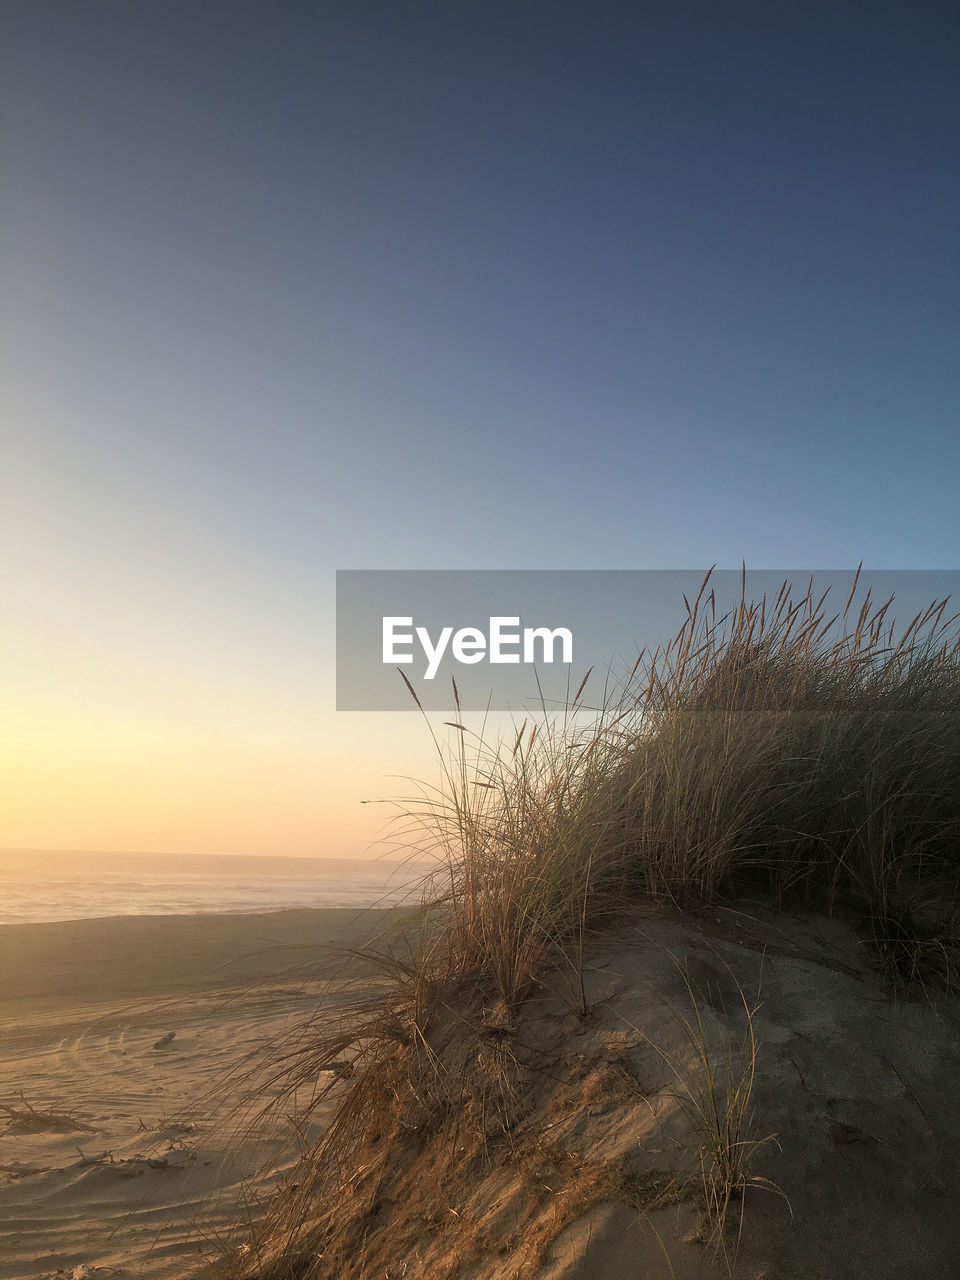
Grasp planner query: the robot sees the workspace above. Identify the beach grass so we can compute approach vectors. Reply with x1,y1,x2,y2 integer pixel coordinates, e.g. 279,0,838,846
217,568,960,1277
626,957,786,1268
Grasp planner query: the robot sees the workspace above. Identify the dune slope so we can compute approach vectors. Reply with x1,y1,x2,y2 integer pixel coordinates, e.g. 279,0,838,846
243,905,960,1280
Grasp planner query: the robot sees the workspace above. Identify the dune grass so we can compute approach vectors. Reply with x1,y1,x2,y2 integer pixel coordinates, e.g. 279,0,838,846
217,568,960,1277
391,566,960,1004
625,957,786,1269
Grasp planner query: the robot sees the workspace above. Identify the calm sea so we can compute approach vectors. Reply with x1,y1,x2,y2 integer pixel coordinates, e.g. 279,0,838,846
0,850,430,926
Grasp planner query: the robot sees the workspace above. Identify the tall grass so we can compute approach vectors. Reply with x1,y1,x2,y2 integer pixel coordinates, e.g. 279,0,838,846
393,568,960,1005
220,570,960,1276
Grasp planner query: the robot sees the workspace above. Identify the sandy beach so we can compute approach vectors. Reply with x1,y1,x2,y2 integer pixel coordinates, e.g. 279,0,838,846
0,908,400,1280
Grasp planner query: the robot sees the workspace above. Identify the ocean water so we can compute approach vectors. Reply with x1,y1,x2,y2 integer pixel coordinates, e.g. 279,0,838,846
0,850,430,926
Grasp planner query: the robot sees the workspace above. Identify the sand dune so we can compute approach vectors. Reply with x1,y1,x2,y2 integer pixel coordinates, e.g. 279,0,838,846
253,904,960,1280
0,908,398,1280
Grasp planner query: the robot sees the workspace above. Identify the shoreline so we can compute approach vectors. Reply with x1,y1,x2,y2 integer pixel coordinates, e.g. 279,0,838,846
0,905,406,1011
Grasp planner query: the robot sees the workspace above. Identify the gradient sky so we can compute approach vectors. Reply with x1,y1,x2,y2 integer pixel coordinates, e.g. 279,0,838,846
2,2,958,857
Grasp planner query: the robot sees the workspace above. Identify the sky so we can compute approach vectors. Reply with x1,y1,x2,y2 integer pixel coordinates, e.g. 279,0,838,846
2,2,958,857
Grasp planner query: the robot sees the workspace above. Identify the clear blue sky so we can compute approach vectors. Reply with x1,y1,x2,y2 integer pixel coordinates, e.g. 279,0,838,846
2,2,958,855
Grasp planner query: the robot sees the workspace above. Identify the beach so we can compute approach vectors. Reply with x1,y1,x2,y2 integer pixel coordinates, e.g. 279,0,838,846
0,907,400,1280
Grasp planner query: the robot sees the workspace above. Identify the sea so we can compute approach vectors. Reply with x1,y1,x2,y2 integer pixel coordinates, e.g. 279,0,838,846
0,849,432,926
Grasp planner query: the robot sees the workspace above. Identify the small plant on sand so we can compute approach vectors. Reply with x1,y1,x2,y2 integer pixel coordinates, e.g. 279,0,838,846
630,962,784,1266
0,1092,95,1136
